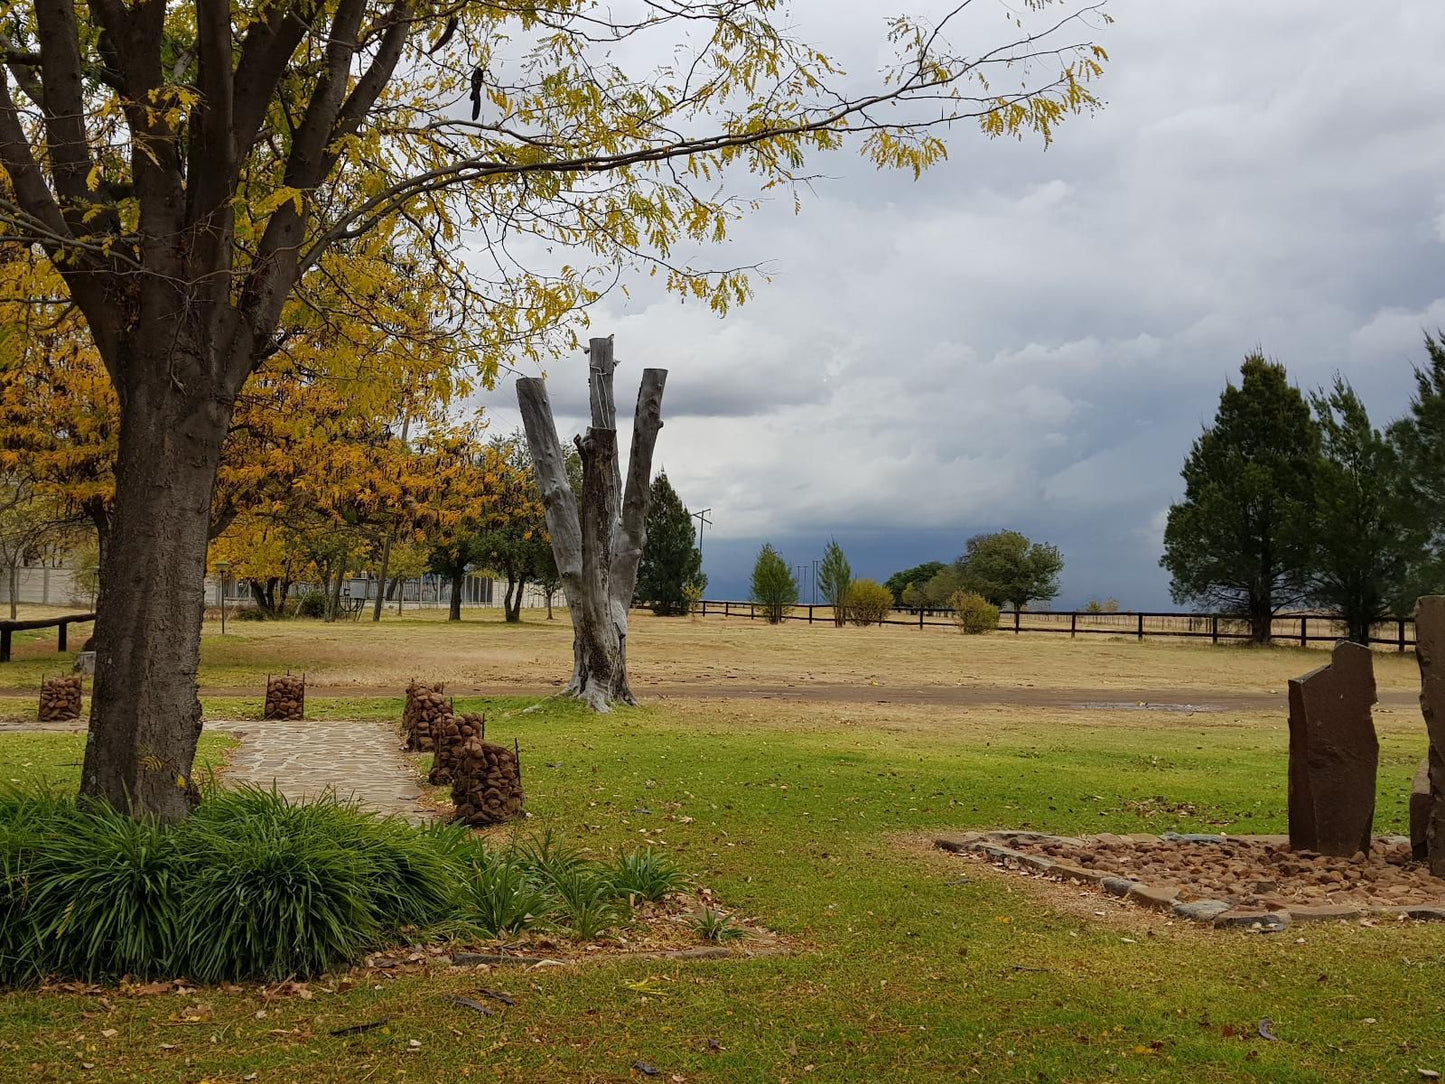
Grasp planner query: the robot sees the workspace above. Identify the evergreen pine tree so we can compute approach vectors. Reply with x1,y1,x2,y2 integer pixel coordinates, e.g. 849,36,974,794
635,472,706,616
1161,353,1320,642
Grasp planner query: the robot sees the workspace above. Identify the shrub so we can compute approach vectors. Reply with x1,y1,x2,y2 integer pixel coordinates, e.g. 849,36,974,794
235,606,271,621
950,590,999,635
845,579,893,626
295,590,328,618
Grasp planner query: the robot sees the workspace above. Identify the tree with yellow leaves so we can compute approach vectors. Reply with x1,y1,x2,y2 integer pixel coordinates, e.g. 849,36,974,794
0,0,1110,818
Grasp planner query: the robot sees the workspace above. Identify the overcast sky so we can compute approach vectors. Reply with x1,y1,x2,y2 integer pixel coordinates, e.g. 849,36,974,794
475,0,1445,608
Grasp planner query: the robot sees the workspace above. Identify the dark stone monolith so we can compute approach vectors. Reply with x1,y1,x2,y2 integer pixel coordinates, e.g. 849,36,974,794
1413,596,1445,875
1287,640,1379,857
1411,758,1430,861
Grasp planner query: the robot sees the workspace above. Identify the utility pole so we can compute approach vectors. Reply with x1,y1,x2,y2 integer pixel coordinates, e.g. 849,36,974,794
692,507,712,556
811,559,819,605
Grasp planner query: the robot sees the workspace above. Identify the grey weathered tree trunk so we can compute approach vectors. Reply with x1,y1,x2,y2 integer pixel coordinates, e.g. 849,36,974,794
517,336,666,711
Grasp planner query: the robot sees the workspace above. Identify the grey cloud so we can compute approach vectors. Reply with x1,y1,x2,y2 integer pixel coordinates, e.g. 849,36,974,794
472,0,1445,608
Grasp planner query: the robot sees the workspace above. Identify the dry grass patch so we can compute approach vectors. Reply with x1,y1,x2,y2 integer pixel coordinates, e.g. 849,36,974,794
2,606,1420,696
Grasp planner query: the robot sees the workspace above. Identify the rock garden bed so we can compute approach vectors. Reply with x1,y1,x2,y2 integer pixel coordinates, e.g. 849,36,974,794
937,830,1445,929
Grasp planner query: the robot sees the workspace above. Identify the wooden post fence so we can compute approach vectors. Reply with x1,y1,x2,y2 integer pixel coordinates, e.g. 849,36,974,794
682,601,1419,651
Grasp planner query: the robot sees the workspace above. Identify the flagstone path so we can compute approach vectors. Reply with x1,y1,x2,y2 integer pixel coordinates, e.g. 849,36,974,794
214,718,432,823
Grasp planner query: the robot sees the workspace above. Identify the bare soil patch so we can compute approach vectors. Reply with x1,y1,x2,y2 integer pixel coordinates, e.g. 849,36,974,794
939,831,1445,928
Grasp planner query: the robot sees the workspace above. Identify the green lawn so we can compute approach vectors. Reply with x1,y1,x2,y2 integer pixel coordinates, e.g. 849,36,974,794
0,695,1440,1082
0,731,237,789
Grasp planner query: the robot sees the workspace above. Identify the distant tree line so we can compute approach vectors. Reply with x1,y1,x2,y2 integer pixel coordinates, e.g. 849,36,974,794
738,531,1064,630
883,530,1064,611
1161,338,1445,644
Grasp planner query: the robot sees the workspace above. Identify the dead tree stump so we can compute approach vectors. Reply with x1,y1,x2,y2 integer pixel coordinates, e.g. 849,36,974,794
451,738,524,825
38,676,82,722
429,711,485,786
263,673,305,720
403,680,448,751
517,336,667,711
1287,641,1378,857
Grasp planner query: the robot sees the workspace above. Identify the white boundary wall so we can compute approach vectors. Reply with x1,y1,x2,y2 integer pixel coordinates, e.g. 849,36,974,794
2,566,90,607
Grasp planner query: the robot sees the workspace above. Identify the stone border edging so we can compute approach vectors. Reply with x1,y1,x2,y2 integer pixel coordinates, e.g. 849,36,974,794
935,830,1445,929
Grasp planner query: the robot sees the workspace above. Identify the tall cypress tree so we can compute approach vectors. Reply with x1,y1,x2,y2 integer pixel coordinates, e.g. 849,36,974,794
1387,333,1445,604
817,539,852,626
1161,353,1320,642
635,472,706,616
1310,378,1420,643
750,543,798,624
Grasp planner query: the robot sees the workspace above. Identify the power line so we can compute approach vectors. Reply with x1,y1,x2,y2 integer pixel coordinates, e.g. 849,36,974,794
692,507,712,556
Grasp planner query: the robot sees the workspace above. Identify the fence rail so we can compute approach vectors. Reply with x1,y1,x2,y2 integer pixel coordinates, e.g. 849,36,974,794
0,612,97,663
690,601,1417,652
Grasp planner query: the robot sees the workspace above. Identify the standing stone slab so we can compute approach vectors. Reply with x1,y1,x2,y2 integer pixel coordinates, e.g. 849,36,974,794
1414,597,1445,875
1287,640,1378,857
1411,758,1431,862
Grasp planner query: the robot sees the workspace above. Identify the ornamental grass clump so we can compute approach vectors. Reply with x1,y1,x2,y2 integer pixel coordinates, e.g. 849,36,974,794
179,798,380,983
457,848,556,938
25,802,184,982
0,787,695,986
607,848,685,903
0,785,460,985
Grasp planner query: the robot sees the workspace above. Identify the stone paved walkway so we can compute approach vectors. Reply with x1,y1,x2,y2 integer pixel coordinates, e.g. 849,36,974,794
218,719,432,823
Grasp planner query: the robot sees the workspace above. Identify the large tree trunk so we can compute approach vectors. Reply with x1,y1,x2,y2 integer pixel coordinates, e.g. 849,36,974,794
324,556,347,623
80,378,231,822
504,576,524,623
373,530,394,622
517,336,666,711
1250,597,1273,643
448,568,464,621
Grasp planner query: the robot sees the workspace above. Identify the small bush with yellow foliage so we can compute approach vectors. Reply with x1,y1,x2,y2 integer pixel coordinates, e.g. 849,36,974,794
950,591,999,635
846,579,894,626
